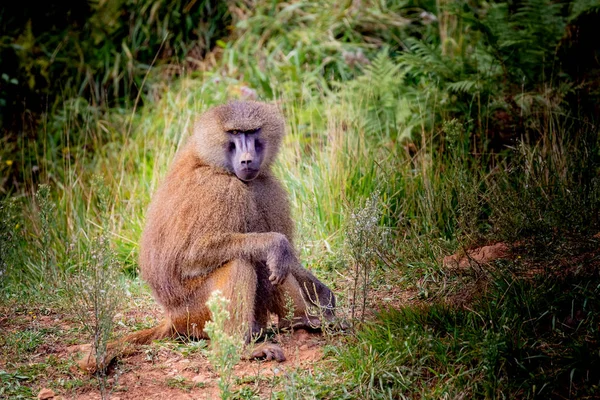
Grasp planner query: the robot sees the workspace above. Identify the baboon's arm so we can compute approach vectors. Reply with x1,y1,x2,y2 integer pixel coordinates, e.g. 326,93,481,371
183,231,297,285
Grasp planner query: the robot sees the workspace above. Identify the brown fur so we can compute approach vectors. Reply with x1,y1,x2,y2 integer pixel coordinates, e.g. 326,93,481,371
79,101,335,372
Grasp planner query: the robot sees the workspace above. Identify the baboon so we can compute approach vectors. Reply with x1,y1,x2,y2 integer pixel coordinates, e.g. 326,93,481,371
79,101,336,371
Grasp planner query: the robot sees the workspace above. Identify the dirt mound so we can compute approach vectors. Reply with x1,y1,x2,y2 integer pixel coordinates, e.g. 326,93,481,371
443,242,510,269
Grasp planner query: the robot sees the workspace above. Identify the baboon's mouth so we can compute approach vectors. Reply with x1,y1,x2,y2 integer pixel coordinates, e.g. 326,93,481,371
236,168,260,182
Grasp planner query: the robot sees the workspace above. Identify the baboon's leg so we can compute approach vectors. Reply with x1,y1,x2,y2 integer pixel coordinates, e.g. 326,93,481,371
253,262,315,329
252,261,276,337
272,267,336,331
171,259,258,339
173,259,285,361
208,260,285,361
292,266,336,315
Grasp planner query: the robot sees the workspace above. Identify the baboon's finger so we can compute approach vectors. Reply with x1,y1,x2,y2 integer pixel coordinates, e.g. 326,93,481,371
269,273,282,285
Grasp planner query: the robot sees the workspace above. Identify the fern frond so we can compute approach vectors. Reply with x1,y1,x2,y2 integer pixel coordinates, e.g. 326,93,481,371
398,37,454,79
446,80,479,94
358,51,403,87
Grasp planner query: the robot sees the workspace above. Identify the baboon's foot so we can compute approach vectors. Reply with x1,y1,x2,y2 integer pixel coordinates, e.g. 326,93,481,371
278,312,349,332
278,315,323,332
246,322,268,343
248,342,286,362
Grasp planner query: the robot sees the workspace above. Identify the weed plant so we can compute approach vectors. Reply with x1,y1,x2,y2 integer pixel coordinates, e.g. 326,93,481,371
34,184,57,281
204,290,244,400
344,191,386,322
63,177,125,399
0,197,22,289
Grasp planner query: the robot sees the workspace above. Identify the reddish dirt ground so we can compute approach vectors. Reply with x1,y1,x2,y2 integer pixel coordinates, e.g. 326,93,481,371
0,291,334,400
69,329,326,400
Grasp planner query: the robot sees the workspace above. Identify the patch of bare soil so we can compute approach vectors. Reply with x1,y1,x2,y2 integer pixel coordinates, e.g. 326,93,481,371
367,285,420,312
68,328,326,400
0,288,331,400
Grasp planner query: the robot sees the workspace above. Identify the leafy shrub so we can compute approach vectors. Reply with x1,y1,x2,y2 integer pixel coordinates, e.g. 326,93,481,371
0,0,230,134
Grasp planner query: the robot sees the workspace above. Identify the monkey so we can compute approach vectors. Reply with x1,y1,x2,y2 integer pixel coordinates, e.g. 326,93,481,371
78,101,336,372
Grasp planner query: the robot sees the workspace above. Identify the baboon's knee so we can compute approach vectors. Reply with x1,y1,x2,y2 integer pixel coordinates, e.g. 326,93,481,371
211,259,258,331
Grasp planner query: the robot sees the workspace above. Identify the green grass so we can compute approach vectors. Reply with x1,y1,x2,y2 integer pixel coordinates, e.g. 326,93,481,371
0,370,33,399
1,330,44,355
327,254,600,398
165,375,202,391
2,0,600,398
267,237,600,399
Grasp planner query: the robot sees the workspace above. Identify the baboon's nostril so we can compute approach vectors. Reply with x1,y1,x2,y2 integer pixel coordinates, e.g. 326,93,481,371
240,152,253,166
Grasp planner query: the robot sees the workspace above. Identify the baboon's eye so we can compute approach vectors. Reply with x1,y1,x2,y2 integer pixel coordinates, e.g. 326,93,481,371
228,130,238,135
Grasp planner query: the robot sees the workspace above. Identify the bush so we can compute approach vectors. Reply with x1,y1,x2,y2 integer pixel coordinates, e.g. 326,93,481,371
0,0,230,135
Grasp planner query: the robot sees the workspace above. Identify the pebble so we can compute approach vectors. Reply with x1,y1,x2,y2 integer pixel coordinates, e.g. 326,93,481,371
37,388,55,400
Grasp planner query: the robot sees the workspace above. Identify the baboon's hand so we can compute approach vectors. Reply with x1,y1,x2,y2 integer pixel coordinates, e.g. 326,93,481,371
266,234,296,285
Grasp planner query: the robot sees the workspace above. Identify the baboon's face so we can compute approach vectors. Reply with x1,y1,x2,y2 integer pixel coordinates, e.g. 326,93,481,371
227,128,265,182
194,101,283,180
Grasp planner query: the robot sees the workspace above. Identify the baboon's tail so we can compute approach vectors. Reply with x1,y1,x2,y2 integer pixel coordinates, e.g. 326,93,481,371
77,320,172,373
120,320,172,345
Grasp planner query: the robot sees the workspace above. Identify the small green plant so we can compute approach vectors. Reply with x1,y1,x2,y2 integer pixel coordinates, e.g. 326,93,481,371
0,197,22,289
0,370,33,398
177,339,208,358
34,184,57,281
344,192,386,323
65,177,124,399
232,386,260,399
165,375,201,391
2,330,44,355
279,292,296,334
204,290,244,400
